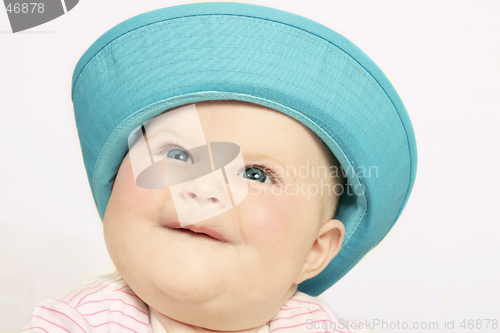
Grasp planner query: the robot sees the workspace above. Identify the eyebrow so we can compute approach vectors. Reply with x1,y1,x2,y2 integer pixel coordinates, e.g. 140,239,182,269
146,128,181,141
145,128,202,149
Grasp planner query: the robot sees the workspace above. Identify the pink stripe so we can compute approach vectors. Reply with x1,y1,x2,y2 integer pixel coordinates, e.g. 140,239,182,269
62,279,101,302
285,298,351,333
288,298,326,312
275,306,303,311
20,327,49,333
118,289,141,298
76,298,147,315
90,321,139,333
38,306,87,333
270,319,344,333
62,272,119,302
67,273,120,304
31,315,71,333
270,308,324,322
83,309,148,326
76,277,124,306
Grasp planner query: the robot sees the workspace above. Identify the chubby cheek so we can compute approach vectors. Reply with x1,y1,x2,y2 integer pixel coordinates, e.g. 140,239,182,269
112,157,168,221
240,183,303,254
103,157,169,270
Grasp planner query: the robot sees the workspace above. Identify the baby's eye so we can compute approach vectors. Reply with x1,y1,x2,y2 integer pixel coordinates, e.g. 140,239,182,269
239,166,273,184
165,148,194,164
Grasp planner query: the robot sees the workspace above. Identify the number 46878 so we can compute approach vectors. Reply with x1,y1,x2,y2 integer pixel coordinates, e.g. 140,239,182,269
6,3,45,14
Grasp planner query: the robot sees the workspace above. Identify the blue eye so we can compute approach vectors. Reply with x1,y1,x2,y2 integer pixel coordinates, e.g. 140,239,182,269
166,148,193,164
240,166,274,184
245,167,267,182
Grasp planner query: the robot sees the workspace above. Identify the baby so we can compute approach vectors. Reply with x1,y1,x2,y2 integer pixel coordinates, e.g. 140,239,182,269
21,2,417,333
108,100,346,332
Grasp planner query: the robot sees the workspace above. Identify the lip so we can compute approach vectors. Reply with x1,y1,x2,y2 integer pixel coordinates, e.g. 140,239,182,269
164,222,228,243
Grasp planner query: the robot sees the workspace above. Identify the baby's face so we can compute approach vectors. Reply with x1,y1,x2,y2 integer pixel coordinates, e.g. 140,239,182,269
103,101,343,331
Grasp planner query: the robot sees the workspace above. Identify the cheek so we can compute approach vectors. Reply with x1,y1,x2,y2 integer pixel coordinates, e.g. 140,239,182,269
111,159,168,221
240,184,302,249
103,158,171,266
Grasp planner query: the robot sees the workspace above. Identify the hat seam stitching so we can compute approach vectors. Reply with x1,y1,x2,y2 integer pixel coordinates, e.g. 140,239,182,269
79,16,329,85
74,14,385,108
77,42,399,145
72,13,342,95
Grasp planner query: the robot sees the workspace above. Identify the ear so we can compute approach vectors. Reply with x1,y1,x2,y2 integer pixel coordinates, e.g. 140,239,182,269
294,219,345,284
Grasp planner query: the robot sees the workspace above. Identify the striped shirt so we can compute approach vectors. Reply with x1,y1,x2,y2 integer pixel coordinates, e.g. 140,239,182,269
20,272,367,333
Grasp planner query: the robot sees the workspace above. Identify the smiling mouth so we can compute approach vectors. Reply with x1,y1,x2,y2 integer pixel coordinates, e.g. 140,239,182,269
165,222,228,243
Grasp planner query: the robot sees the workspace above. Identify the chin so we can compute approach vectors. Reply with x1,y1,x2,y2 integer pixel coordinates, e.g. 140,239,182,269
162,285,217,304
150,271,222,304
145,272,294,332
164,296,279,333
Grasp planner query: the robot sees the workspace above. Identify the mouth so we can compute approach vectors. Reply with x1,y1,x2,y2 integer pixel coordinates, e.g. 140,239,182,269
164,222,228,243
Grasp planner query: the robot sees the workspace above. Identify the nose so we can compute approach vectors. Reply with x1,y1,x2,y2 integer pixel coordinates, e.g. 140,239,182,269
185,183,222,204
181,170,231,208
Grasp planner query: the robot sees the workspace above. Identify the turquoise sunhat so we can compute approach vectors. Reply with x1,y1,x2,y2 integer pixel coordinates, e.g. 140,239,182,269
72,2,417,296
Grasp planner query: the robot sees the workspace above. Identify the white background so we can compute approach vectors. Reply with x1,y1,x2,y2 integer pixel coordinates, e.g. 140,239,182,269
1,1,499,332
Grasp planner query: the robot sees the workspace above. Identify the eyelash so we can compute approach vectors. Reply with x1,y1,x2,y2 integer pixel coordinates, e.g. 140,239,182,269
154,140,190,159
245,163,278,185
153,140,279,184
